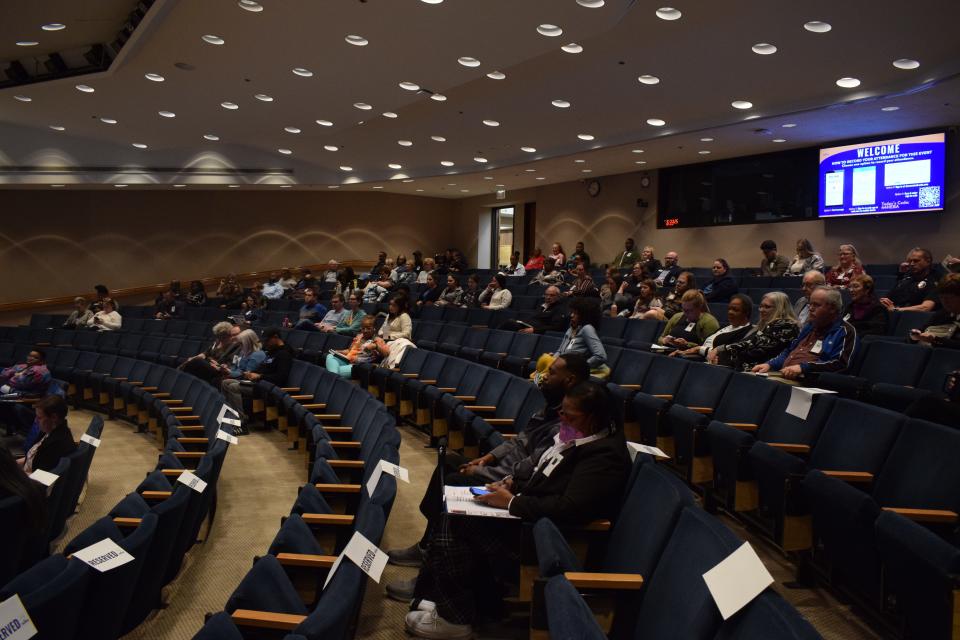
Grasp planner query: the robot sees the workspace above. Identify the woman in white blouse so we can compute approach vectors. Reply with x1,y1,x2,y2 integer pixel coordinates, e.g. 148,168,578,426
479,274,513,310
378,295,413,342
91,298,122,331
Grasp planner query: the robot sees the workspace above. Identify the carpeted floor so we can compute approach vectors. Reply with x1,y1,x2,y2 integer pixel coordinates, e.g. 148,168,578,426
47,410,886,640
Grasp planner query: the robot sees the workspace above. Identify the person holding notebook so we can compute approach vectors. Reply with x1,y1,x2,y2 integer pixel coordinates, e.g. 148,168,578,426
325,316,388,378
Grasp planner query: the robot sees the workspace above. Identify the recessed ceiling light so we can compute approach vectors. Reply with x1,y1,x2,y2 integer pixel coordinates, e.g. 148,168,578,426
537,24,563,37
254,93,273,102
158,110,176,118
114,184,128,188
551,99,571,108
388,163,402,169
581,169,593,173
353,102,372,110
836,77,860,88
173,184,186,187
772,138,786,143
521,146,537,153
577,0,605,7
646,118,666,126
398,139,413,146
74,84,95,95
577,134,595,141
460,189,471,192
892,58,919,70
16,41,39,47
474,157,488,163
731,100,753,109
751,43,777,55
132,143,148,149
292,67,313,77
324,145,339,151
328,185,340,189
744,114,760,120
50,184,65,187
635,160,647,164
698,150,710,155
13,95,31,102
781,123,797,128
561,43,583,54
441,161,455,167
316,119,333,126
803,21,831,33
221,101,239,109
483,119,500,127
202,34,225,45
339,165,353,171
278,148,293,155
535,177,546,181
655,7,682,20
431,135,447,142
574,159,586,163
403,179,415,183
447,183,457,186
345,34,368,46
373,186,384,189
458,56,481,67
416,189,425,192
637,75,660,85
483,176,493,180
700,137,714,142
881,106,900,112
145,72,165,82
279,184,292,188
486,70,506,80
430,94,447,101
284,126,301,133
238,0,263,12
42,23,66,31
49,125,65,131
100,117,117,124
228,184,239,188
204,134,220,141
399,81,420,91
382,111,398,118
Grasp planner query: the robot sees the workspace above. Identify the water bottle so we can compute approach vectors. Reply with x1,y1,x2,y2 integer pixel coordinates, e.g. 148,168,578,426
282,316,291,328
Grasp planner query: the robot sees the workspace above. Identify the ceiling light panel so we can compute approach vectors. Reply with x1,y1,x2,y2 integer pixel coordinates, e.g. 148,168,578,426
537,24,563,37
458,56,481,67
202,34,225,45
803,21,832,33
561,43,583,53
655,7,682,20
345,34,368,46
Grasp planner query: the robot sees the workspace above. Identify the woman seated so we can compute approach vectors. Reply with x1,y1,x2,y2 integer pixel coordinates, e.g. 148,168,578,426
787,238,826,276
91,298,122,331
63,297,93,329
436,274,463,307
180,321,240,384
219,330,267,415
279,268,297,292
416,257,437,284
529,257,564,286
672,294,754,358
825,244,865,288
599,269,621,311
379,295,413,342
564,263,597,297
909,274,960,349
710,291,799,370
325,317,389,378
658,290,720,350
533,297,609,380
702,258,739,302
524,247,545,271
417,272,443,307
842,274,889,336
479,274,513,310
363,266,394,303
638,245,662,276
17,395,76,474
647,271,696,321
336,266,358,299
548,242,566,269
239,294,264,325
321,292,366,336
217,273,245,308
459,275,482,308
611,278,662,319
186,280,208,306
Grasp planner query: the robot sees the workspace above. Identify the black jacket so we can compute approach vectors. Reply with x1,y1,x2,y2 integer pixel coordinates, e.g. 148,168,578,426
703,275,739,302
529,302,568,334
32,424,77,473
257,343,294,386
842,299,889,337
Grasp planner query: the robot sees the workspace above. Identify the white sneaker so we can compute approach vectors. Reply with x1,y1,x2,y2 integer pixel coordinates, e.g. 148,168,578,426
404,607,472,639
417,599,437,612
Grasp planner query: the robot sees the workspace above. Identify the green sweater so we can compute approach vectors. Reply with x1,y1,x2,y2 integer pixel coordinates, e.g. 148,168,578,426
335,309,367,336
659,313,720,345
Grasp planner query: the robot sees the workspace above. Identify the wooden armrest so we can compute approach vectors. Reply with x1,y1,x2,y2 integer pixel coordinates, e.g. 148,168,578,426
177,437,209,444
314,483,362,493
152,392,172,398
767,443,811,454
113,517,142,527
141,490,172,500
562,520,611,532
112,377,128,381
232,610,307,630
281,387,300,392
324,426,352,434
465,405,496,412
302,403,327,409
276,553,338,569
169,406,193,412
618,384,641,390
454,395,476,401
291,395,313,400
314,414,342,420
502,433,517,439
140,386,157,391
161,399,183,405
178,425,204,432
822,470,874,483
161,468,186,476
653,394,673,400
437,387,457,393
177,415,201,421
402,373,419,378
302,513,356,526
327,459,364,468
688,407,713,415
390,367,401,372
486,418,515,426
128,381,143,386
420,379,437,385
564,571,644,590
330,441,361,449
172,451,204,458
882,507,959,523
726,423,758,431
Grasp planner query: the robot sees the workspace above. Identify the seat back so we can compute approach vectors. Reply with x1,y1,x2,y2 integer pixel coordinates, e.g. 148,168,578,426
482,329,516,355
0,555,92,640
474,369,511,406
756,387,836,446
809,400,904,473
436,356,470,388
857,341,930,386
915,348,960,393
0,496,32,585
44,455,73,542
872,418,960,513
713,590,822,639
640,356,689,396
674,362,733,409
712,373,779,426
609,349,655,386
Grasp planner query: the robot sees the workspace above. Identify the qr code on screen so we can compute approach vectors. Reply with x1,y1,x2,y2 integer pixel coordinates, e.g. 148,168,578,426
919,186,941,208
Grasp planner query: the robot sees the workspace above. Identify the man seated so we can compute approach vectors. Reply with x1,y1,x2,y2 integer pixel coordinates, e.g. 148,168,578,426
567,241,590,269
613,261,646,308
652,251,682,290
154,289,182,319
564,263,598,297
367,251,388,281
92,283,119,312
753,286,856,381
63,297,93,329
793,270,826,325
499,253,526,277
261,273,285,300
908,274,960,349
315,293,348,331
759,240,790,276
499,286,567,334
322,259,340,283
292,289,328,331
529,257,564,286
611,237,638,269
0,349,50,397
294,268,318,298
880,247,940,312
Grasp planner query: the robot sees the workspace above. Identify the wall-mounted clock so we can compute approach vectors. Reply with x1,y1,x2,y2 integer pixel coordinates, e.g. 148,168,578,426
640,175,651,188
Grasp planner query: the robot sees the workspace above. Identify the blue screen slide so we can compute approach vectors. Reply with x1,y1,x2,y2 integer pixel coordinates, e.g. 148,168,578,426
818,132,945,218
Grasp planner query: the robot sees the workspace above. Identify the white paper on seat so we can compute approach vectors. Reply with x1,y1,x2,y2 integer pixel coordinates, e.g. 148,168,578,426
626,442,670,461
28,469,59,487
215,430,238,445
72,538,134,573
80,434,101,447
217,404,241,427
365,460,410,497
703,542,774,620
322,552,345,590
0,593,37,639
343,531,388,583
444,486,520,519
785,387,837,420
176,470,207,493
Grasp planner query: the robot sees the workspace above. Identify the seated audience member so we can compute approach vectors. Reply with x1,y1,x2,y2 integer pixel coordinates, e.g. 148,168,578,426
367,252,388,281
186,280,208,306
459,274,482,308
673,294,753,358
379,296,413,342
648,271,696,321
92,284,119,312
417,257,437,284
638,245,662,276
325,317,388,378
154,289,182,319
567,241,590,269
0,448,46,536
564,263,597,297
278,268,298,292
612,278,662,319
534,298,608,379
17,395,76,474
908,274,960,349
946,256,960,274
652,251,682,290
238,295,264,325
759,240,790,276
825,244,864,288
479,274,513,309
321,292,365,336
529,257,564,286
599,268,621,311
524,247,545,271
500,286,566,334
417,273,443,307
905,368,960,426
180,321,240,384
322,259,340,283
316,293,348,330
703,258,739,302
500,252,526,277
842,274,889,336
881,247,941,312
363,267,395,303
711,292,799,370
0,349,50,397
611,237,639,269
391,255,417,285
613,262,646,308
63,297,93,329
336,266,359,299
293,289,328,331
221,329,266,386
448,250,467,273
217,273,245,308
402,381,630,638
295,268,318,293
261,274,284,300
91,298,122,331
436,274,463,307
548,242,566,269
242,327,293,387
753,286,856,380
412,250,425,277
385,353,590,572
794,270,826,325
658,290,720,349
788,238,826,275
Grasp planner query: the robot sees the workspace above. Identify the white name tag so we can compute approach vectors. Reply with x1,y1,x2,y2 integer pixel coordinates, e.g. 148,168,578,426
626,442,670,461
215,430,239,445
810,339,823,355
842,314,851,322
703,542,774,620
72,538,134,573
217,404,241,427
28,469,59,487
80,434,101,448
685,323,696,332
365,460,410,497
176,470,207,493
541,452,564,477
0,594,37,640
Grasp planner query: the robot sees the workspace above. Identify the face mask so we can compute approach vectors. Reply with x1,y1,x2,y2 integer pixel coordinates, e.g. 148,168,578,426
558,420,583,443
